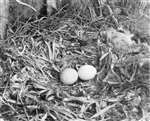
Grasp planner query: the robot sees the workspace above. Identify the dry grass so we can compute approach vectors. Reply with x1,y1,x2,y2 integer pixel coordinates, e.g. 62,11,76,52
0,0,150,121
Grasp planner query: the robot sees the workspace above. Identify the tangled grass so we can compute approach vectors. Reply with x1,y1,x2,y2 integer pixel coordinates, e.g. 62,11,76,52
0,0,150,121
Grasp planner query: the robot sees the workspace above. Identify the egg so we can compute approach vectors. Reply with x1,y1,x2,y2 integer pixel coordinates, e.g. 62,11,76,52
60,68,78,85
78,65,97,80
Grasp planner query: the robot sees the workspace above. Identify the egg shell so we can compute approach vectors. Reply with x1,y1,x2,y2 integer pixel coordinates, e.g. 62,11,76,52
60,68,78,85
78,65,97,80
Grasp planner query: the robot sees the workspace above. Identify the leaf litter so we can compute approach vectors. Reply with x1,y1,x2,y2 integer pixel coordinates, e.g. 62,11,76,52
0,0,150,121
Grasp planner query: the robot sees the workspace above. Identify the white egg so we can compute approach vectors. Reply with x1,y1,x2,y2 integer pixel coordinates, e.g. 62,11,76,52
60,68,78,85
78,65,97,80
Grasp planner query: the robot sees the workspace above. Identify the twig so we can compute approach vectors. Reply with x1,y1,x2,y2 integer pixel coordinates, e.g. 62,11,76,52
15,0,37,12
19,97,30,121
91,103,117,118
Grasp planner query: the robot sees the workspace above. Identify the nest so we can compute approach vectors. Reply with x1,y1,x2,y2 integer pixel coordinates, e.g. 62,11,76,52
0,0,150,121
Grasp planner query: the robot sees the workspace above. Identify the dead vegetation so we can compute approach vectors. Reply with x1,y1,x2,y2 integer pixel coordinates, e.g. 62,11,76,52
0,0,150,121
